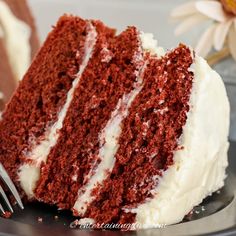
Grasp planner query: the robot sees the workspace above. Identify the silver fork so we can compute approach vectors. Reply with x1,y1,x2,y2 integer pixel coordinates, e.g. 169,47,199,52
0,163,24,215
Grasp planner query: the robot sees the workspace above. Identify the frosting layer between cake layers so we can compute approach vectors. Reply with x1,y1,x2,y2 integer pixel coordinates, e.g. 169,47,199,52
0,0,31,81
73,31,165,215
132,55,230,228
73,44,146,215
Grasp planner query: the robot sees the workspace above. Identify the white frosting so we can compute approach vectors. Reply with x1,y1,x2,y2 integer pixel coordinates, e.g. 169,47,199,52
0,0,31,80
73,59,147,215
18,22,98,198
139,32,165,57
130,55,230,228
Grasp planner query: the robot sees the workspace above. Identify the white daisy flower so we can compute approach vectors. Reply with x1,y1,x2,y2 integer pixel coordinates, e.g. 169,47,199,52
171,0,236,61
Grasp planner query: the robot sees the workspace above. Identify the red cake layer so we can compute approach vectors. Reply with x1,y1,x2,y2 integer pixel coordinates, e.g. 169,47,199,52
0,16,91,189
84,45,194,224
34,26,145,209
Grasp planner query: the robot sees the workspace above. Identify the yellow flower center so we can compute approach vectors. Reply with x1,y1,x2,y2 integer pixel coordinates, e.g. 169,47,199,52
220,0,236,15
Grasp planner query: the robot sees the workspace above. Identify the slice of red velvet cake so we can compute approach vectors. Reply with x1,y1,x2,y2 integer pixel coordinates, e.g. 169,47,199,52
0,0,39,110
0,15,230,229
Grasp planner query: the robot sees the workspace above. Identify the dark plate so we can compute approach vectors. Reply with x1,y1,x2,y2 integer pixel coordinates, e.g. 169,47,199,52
0,142,236,236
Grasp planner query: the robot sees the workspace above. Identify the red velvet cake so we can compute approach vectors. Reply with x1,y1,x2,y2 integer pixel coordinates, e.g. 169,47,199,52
0,15,230,229
0,0,39,110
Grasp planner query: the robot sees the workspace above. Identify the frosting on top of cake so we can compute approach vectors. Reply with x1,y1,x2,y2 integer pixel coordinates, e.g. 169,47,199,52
0,0,31,80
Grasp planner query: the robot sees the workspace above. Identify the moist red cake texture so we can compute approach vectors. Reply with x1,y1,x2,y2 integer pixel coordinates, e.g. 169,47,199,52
0,15,195,226
35,25,145,209
86,46,193,224
0,16,89,185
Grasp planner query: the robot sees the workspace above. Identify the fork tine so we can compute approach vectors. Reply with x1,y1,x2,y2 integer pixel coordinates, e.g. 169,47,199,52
0,202,5,215
0,186,13,213
0,164,24,209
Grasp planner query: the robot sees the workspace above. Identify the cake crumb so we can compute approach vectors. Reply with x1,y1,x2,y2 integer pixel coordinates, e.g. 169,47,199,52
37,217,43,223
54,215,59,220
101,47,113,63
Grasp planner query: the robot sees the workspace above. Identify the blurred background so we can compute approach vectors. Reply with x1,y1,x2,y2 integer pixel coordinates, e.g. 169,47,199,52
28,0,236,141
28,0,194,48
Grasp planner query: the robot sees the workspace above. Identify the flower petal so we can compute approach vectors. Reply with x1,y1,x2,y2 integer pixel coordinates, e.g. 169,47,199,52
214,20,233,51
175,14,207,35
171,2,197,18
228,25,236,61
195,24,217,57
195,0,229,22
